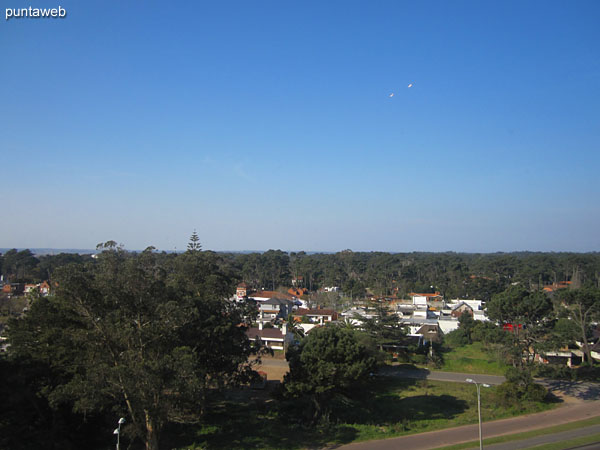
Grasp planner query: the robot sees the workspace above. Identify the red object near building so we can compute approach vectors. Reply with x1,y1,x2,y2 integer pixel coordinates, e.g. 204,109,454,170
502,323,523,332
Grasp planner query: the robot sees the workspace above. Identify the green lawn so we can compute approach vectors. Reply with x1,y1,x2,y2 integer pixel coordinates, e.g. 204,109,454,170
169,377,554,449
436,342,508,375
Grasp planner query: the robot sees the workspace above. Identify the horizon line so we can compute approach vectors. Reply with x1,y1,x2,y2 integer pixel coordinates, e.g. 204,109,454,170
1,247,599,256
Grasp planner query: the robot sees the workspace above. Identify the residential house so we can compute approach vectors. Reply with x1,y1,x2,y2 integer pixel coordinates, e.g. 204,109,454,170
450,302,474,318
402,317,440,335
536,350,583,367
444,299,487,321
409,292,444,304
257,297,294,320
246,322,293,350
2,283,24,296
340,307,378,326
249,290,295,302
415,323,442,343
39,281,51,296
236,282,249,299
24,284,38,295
437,317,461,334
292,308,338,325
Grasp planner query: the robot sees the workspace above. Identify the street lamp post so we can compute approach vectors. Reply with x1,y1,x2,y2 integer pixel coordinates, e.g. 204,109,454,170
113,417,125,450
466,379,490,450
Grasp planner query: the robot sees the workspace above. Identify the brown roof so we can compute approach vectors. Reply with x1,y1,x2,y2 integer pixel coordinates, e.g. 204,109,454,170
417,324,440,334
246,327,284,340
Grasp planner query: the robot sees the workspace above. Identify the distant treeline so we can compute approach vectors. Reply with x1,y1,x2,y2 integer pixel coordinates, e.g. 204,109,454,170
2,247,599,301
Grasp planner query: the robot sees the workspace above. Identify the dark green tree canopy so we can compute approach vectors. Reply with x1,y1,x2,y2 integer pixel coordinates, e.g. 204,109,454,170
487,286,553,367
7,244,259,450
354,303,407,351
487,286,552,326
556,288,600,365
283,325,378,423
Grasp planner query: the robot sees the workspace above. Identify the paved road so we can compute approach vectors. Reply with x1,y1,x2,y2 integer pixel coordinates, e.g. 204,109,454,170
485,424,600,450
255,360,600,449
379,367,600,402
562,443,600,450
538,379,600,402
338,399,600,450
338,369,600,450
379,366,506,385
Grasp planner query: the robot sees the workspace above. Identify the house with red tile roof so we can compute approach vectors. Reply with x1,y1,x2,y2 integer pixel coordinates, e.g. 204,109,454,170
39,281,51,296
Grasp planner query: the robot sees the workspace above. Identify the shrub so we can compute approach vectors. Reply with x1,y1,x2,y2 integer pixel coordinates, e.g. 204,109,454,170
494,381,520,407
445,329,470,348
532,364,575,381
525,383,548,402
411,354,427,365
575,365,600,382
495,366,548,406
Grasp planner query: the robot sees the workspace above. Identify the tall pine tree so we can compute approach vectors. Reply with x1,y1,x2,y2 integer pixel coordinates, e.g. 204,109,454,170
187,230,202,252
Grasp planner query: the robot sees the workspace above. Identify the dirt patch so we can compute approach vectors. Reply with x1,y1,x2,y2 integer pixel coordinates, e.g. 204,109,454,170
255,363,289,382
252,356,290,381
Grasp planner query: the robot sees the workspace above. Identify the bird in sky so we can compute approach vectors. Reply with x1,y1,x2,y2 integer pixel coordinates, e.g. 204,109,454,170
389,93,394,97
407,83,413,88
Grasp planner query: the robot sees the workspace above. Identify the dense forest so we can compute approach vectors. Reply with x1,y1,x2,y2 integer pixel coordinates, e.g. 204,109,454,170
2,247,600,301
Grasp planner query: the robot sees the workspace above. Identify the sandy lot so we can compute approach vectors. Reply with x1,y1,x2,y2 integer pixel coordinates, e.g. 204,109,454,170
252,356,290,381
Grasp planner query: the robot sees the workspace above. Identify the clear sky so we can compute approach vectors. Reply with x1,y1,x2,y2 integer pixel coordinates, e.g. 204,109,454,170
1,0,599,252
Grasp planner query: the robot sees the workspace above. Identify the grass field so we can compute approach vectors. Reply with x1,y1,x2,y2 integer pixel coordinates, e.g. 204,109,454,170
169,377,554,449
436,342,508,375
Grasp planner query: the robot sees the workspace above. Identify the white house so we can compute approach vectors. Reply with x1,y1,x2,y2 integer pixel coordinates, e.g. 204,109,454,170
246,322,293,351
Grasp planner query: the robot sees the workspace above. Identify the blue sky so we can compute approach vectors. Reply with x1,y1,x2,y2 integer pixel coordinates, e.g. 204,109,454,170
1,0,599,252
